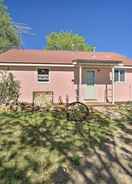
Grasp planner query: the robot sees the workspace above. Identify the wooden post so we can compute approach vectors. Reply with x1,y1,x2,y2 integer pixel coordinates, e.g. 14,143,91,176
77,64,82,102
112,67,115,104
79,65,82,102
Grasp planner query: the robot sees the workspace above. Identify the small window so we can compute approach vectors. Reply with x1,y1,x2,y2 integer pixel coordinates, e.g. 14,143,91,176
114,70,119,82
38,68,49,82
114,69,125,82
120,69,125,81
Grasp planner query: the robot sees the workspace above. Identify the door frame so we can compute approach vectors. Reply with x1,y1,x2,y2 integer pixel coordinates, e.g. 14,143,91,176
83,69,96,100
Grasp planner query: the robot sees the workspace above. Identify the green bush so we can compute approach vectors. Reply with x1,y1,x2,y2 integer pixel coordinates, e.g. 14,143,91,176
70,155,81,166
0,71,20,104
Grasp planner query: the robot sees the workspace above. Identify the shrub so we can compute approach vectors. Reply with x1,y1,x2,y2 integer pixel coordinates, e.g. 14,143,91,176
67,102,89,122
0,71,20,105
70,155,81,166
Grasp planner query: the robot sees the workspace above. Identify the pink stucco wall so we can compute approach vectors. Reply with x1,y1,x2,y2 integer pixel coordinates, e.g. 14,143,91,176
80,67,132,103
0,66,76,103
80,68,112,102
114,69,132,102
0,66,132,103
95,68,112,102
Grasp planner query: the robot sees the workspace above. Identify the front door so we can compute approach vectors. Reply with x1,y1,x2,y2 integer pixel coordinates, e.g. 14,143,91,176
84,70,96,99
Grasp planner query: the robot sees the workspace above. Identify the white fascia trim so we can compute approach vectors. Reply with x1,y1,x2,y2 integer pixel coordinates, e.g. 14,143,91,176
0,63,74,67
79,63,116,66
114,66,132,69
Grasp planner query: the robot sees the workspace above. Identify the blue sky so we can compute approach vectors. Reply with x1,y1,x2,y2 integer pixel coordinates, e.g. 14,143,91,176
6,0,132,57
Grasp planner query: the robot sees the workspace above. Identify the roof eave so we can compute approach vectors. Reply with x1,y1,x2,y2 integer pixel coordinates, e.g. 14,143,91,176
72,59,122,65
0,62,74,67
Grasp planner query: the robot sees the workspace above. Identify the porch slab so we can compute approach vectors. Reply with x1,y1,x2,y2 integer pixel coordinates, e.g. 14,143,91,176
85,102,115,107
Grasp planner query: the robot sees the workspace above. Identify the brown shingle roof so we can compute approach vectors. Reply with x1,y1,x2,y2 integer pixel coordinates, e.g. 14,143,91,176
0,49,131,65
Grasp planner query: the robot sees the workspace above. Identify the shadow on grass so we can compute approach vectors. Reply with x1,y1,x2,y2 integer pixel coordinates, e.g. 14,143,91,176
0,107,131,183
0,162,31,184
51,166,75,184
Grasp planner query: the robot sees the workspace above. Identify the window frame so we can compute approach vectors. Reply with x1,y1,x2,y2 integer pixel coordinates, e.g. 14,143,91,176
37,67,50,83
114,69,126,83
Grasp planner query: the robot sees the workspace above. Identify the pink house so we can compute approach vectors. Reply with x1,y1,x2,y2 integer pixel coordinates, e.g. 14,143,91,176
0,49,132,104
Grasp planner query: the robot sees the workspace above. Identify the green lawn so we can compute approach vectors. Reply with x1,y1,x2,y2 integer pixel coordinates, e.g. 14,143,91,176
0,106,131,184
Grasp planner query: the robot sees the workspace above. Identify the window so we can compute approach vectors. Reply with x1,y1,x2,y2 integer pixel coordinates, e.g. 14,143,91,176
38,68,49,82
114,70,119,82
114,69,125,82
120,69,125,81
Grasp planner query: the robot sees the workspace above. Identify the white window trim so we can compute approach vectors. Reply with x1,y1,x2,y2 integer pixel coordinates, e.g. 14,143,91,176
37,67,50,83
114,69,126,83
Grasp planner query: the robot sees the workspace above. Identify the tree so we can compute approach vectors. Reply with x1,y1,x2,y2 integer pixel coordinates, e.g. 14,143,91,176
46,32,94,51
0,0,19,52
0,71,20,104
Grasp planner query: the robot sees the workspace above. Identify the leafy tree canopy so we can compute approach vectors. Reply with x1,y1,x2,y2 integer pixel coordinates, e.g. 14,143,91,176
0,0,19,53
46,32,94,51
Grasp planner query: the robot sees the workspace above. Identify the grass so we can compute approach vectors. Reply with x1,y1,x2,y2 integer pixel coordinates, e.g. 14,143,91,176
0,105,131,184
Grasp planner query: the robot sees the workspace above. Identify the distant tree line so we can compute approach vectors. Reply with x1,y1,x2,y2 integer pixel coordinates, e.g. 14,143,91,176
0,0,94,53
